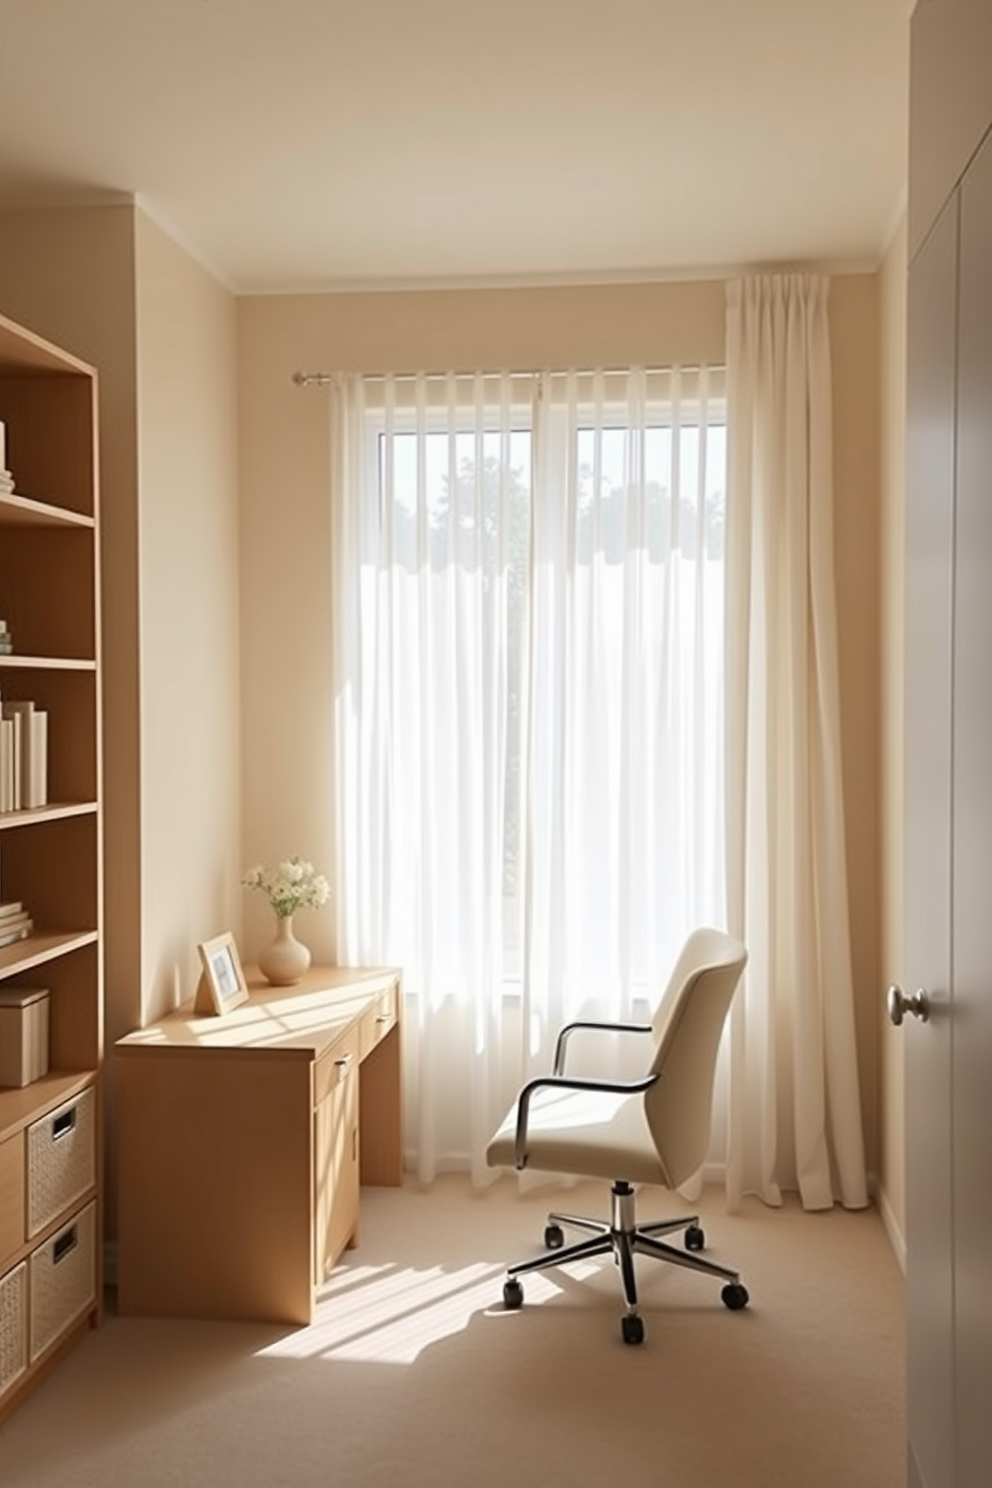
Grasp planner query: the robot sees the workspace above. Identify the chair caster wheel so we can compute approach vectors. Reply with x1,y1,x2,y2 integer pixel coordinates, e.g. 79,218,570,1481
721,1282,749,1310
684,1223,705,1251
621,1314,645,1346
544,1223,564,1249
503,1278,524,1310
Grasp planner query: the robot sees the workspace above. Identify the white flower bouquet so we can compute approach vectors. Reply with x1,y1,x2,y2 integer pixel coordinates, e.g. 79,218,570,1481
241,856,331,919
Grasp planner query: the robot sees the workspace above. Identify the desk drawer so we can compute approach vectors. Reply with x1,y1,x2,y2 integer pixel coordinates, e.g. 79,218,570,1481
359,985,397,1060
26,1088,96,1238
314,1025,360,1109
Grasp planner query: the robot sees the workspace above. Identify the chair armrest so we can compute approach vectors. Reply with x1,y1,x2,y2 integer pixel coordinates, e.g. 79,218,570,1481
514,1071,659,1169
552,1020,653,1075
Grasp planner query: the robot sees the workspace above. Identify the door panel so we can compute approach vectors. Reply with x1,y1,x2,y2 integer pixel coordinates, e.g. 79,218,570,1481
904,191,957,1488
952,126,992,1488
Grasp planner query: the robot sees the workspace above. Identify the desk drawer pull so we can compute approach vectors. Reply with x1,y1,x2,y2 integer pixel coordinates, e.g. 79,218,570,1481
334,1053,354,1078
52,1109,77,1142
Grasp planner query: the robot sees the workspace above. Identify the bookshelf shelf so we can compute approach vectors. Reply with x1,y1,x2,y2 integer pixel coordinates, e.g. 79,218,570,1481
0,802,99,830
0,493,95,530
0,929,99,976
0,657,97,671
0,310,103,1426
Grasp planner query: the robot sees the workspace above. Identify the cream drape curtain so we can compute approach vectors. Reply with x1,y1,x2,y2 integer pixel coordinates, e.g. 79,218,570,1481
724,275,868,1211
331,368,727,1183
331,371,527,1183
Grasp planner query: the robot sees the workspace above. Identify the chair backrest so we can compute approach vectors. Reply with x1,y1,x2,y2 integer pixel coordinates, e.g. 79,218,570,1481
643,927,748,1188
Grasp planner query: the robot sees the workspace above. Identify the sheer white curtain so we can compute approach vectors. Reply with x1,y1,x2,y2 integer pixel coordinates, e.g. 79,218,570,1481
331,367,727,1183
724,275,868,1211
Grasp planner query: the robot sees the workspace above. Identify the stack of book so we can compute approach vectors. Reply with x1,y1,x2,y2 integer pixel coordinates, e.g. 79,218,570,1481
0,699,48,813
0,900,33,950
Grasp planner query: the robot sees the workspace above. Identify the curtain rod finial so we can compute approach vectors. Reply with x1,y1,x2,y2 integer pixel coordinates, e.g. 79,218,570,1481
292,370,332,387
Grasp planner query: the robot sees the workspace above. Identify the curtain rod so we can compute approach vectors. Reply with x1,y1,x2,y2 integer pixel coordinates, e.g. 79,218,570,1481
291,363,713,387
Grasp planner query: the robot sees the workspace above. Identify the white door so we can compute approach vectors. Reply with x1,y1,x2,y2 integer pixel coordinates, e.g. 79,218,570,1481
902,186,956,1488
949,124,992,1488
901,124,992,1488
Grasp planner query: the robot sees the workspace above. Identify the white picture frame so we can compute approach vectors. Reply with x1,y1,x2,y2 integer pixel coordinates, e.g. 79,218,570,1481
194,931,250,1016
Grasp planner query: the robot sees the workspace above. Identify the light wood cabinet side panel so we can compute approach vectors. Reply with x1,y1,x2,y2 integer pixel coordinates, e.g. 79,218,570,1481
0,1134,25,1267
117,1050,314,1324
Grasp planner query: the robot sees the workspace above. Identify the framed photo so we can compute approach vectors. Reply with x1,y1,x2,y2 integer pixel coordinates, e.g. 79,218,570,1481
194,932,249,1016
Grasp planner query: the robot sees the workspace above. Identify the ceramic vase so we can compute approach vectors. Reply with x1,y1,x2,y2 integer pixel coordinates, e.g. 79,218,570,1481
258,914,311,986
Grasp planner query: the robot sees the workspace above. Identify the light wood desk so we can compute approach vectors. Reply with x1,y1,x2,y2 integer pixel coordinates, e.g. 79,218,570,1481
115,966,402,1325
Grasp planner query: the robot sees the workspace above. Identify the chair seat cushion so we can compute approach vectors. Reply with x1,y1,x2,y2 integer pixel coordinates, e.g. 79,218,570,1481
486,1085,670,1186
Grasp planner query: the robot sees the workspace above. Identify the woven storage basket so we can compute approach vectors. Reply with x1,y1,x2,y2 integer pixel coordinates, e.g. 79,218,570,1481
29,1202,96,1362
27,1087,95,1238
0,1261,27,1400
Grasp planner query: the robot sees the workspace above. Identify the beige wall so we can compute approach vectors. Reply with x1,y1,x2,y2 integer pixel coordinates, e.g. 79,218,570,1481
237,274,885,1180
877,217,908,1262
134,212,242,1024
830,274,884,1187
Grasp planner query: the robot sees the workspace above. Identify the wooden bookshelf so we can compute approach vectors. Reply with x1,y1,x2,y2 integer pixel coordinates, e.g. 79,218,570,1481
0,310,103,1427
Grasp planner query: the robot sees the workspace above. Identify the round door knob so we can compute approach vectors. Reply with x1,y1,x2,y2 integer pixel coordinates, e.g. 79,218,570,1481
887,984,931,1026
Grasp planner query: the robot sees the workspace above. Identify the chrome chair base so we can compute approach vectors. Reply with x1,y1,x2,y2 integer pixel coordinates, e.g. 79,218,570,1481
502,1180,748,1344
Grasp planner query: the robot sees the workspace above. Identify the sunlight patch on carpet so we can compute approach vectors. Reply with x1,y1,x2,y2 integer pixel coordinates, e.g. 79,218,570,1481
255,1261,565,1364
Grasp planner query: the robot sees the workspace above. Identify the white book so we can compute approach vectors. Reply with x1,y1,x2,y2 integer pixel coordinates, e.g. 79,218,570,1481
7,717,15,811
0,717,12,814
6,708,21,811
30,710,47,809
1,700,34,808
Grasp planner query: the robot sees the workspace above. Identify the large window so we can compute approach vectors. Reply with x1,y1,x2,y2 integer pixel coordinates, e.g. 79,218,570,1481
332,366,726,1174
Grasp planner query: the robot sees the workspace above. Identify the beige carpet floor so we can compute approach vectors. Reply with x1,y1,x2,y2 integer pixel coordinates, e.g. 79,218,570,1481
0,1173,906,1487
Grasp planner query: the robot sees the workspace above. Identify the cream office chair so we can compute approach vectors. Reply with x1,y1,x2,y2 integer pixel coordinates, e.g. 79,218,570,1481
486,927,749,1345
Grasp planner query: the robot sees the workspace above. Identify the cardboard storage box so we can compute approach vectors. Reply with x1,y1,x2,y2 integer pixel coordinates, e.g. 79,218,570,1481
0,988,50,1088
